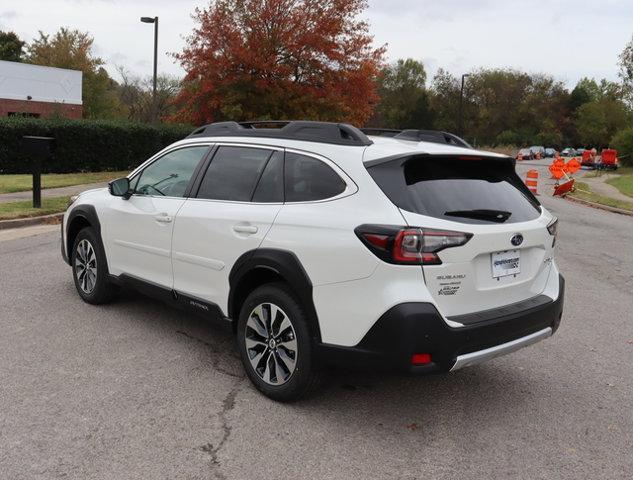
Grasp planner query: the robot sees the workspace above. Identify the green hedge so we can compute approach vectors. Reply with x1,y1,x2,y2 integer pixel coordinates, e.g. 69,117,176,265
611,127,633,167
0,118,194,174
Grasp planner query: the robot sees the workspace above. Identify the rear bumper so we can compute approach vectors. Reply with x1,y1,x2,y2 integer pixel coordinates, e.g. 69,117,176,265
317,274,564,373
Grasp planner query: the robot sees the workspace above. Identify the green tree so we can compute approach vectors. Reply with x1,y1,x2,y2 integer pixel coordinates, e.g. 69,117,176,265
576,98,629,147
429,68,460,134
519,74,570,146
569,78,599,111
610,127,633,166
618,34,633,103
495,130,521,145
535,119,563,147
25,28,123,119
0,31,25,61
372,58,433,129
116,67,181,122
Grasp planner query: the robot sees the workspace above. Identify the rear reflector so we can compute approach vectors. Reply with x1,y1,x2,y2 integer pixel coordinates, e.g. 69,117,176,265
411,353,432,365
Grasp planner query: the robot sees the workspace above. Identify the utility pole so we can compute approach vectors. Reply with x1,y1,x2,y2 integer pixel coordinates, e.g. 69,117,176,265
458,73,470,138
140,16,159,121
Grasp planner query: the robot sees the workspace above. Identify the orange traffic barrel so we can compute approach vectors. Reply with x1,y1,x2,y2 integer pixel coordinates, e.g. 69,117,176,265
525,169,539,195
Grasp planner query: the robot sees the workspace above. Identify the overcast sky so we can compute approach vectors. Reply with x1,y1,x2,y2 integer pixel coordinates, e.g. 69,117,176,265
2,0,632,88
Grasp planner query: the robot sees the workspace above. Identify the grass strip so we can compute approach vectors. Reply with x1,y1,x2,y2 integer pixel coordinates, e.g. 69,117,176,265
569,182,633,213
0,171,128,194
0,196,70,220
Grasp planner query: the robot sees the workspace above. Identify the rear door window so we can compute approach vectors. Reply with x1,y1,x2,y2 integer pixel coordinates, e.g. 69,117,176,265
284,152,346,202
197,146,273,202
252,151,284,203
367,155,541,224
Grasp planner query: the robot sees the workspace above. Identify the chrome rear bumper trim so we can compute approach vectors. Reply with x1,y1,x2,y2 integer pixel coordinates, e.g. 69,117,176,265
450,327,552,372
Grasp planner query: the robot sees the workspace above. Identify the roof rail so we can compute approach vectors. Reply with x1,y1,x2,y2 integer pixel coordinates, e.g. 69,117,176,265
187,120,373,146
360,127,472,149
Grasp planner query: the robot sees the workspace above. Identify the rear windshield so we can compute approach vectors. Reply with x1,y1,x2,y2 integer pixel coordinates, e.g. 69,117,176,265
367,155,541,224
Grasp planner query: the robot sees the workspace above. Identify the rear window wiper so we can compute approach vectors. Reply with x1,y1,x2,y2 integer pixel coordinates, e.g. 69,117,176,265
444,209,512,222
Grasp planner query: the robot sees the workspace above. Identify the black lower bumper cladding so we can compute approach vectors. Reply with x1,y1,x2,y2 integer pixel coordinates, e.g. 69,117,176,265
318,275,565,373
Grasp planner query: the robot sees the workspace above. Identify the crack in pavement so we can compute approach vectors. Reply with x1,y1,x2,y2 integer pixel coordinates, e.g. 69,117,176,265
199,378,246,480
176,330,244,379
176,329,247,478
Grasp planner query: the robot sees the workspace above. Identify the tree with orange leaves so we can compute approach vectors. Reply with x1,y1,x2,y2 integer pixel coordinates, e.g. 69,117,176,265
171,0,385,126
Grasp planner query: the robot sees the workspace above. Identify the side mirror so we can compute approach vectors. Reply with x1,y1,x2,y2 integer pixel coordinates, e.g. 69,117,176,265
108,177,131,199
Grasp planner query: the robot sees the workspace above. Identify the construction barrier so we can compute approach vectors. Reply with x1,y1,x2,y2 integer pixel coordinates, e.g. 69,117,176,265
553,178,575,196
566,158,581,174
549,158,566,179
525,169,539,195
601,149,618,169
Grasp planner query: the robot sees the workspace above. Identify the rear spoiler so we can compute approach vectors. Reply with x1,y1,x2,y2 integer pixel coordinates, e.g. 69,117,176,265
364,152,516,168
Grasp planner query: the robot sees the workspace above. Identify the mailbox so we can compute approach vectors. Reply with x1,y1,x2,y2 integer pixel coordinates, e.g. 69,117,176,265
21,136,55,208
22,135,55,158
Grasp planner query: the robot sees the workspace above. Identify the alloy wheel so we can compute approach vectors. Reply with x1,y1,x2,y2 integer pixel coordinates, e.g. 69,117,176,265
75,239,97,294
245,303,298,385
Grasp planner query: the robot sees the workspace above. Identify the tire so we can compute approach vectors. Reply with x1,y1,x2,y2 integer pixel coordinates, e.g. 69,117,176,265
71,227,117,305
237,282,321,402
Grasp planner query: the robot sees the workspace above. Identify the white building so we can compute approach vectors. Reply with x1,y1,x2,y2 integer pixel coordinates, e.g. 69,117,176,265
0,60,83,118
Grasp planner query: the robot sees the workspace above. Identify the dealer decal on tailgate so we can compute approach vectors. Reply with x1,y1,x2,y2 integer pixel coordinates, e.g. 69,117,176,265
436,274,465,295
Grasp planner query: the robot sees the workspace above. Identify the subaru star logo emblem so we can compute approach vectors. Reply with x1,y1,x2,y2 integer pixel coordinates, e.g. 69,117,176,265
511,234,524,246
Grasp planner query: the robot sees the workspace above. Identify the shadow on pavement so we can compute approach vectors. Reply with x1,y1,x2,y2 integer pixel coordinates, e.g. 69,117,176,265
110,286,539,433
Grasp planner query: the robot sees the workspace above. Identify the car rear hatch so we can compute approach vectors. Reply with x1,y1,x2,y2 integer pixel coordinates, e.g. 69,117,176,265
365,153,557,318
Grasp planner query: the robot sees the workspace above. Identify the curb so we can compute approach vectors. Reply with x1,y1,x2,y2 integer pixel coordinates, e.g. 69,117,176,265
565,195,633,217
0,212,64,230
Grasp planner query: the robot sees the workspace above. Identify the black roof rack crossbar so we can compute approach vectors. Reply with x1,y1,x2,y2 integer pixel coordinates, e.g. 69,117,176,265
359,128,402,137
396,129,473,149
187,121,373,146
361,127,472,149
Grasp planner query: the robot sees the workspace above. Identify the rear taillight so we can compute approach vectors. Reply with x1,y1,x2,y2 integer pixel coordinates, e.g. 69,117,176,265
355,225,472,265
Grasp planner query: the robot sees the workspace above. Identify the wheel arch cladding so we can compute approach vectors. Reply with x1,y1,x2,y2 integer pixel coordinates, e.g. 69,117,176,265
228,249,321,341
66,205,106,267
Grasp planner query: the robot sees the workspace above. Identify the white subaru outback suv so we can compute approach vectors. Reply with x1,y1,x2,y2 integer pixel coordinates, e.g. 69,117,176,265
62,121,564,401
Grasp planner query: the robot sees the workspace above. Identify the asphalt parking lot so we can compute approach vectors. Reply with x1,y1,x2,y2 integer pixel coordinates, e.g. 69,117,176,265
1,172,632,479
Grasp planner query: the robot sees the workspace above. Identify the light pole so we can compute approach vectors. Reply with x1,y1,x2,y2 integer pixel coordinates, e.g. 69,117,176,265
140,16,158,121
458,73,470,138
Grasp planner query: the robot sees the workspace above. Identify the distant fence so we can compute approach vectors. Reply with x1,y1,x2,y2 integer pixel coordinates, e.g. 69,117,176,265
0,117,193,174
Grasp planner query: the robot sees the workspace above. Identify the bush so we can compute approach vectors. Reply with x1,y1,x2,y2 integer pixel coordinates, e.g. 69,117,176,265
482,144,519,157
611,127,633,167
495,130,521,146
0,117,193,174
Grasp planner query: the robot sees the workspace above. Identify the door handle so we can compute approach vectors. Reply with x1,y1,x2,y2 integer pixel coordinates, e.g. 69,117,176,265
233,225,258,234
155,214,173,223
